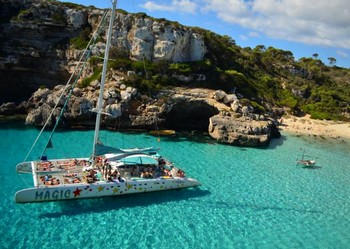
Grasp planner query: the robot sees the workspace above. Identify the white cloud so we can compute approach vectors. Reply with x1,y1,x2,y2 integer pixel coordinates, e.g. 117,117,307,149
239,35,247,41
202,0,350,49
239,32,260,42
142,1,174,12
249,32,260,38
336,50,349,58
142,0,198,14
138,0,350,50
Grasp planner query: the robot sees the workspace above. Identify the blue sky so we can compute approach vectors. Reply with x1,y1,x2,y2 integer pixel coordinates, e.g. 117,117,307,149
59,0,350,68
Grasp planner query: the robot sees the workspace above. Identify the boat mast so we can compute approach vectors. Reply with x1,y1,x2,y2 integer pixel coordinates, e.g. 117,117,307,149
92,0,117,158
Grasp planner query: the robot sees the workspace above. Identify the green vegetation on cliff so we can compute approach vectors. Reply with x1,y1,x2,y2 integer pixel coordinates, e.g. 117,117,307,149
6,0,348,121
111,26,350,121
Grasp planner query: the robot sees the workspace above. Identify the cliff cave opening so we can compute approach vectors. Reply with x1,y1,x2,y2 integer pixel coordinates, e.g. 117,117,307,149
164,100,219,131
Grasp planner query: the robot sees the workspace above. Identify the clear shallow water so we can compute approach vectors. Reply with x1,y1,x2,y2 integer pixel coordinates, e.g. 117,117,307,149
1,121,350,249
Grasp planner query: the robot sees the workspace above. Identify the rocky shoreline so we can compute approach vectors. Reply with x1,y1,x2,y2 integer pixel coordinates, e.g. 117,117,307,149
2,0,349,147
0,85,281,147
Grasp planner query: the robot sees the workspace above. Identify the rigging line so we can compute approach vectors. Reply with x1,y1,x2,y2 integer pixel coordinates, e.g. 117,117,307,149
93,56,117,61
41,10,112,157
40,49,92,158
101,114,113,145
18,173,30,188
23,9,110,162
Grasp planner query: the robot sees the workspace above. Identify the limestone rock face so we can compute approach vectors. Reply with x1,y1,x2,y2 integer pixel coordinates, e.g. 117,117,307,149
106,103,122,118
208,114,280,146
0,0,206,105
22,83,282,147
65,9,87,29
71,97,94,118
25,103,60,127
0,0,85,103
114,14,206,62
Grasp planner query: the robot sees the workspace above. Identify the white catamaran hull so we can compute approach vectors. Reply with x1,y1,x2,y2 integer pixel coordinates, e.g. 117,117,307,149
15,177,200,203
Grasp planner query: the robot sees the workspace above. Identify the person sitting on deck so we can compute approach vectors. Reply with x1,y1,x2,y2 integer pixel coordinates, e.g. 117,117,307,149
106,163,112,178
177,169,185,178
85,169,97,182
37,161,53,171
43,176,60,185
117,175,124,182
164,169,172,177
111,170,118,178
52,178,60,185
73,177,81,183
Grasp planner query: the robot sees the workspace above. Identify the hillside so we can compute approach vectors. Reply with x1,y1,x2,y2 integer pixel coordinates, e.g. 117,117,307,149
0,0,349,121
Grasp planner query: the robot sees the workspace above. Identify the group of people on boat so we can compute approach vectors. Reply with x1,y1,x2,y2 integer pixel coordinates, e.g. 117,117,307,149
37,161,54,171
58,159,90,169
37,154,188,186
84,161,186,182
37,158,92,172
40,175,60,185
64,173,82,184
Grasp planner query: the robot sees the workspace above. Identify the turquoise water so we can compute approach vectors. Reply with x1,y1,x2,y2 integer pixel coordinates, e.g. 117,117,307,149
1,121,350,249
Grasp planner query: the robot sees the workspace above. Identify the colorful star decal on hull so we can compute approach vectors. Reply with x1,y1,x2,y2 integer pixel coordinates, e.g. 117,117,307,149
98,186,105,192
73,188,82,197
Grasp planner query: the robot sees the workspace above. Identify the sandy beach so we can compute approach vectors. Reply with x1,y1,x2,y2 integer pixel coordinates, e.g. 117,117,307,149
278,115,350,140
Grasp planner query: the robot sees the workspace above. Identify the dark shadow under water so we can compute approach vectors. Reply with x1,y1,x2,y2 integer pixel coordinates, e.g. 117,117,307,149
192,199,323,215
301,165,322,170
38,187,210,219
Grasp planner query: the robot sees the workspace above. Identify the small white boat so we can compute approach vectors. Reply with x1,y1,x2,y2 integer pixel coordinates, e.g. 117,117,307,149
14,0,200,203
296,159,316,167
296,149,317,167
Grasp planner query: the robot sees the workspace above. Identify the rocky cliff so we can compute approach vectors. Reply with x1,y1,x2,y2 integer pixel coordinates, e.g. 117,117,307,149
23,81,279,146
0,0,206,103
0,0,83,102
113,13,206,63
0,0,280,147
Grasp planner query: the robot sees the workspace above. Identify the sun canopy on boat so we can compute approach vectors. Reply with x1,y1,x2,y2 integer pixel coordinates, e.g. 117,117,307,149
119,154,158,165
97,144,160,157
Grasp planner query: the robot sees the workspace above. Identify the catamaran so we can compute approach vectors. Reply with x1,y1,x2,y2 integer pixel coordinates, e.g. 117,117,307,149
14,0,200,203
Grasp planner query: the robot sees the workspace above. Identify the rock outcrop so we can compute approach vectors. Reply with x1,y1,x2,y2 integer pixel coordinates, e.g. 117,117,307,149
114,15,206,62
23,83,220,131
21,83,280,146
209,114,279,147
208,89,280,146
0,0,88,103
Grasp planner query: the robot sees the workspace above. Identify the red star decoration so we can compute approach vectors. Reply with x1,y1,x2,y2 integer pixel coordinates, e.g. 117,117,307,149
73,188,82,197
